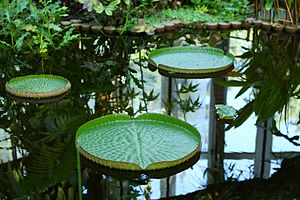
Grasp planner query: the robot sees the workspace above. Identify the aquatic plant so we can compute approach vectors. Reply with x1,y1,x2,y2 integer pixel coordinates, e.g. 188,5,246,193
5,74,71,99
76,113,201,170
148,46,234,78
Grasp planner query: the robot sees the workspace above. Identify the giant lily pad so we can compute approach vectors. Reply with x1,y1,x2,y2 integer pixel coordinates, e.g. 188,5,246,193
5,74,71,99
148,46,234,78
76,113,201,171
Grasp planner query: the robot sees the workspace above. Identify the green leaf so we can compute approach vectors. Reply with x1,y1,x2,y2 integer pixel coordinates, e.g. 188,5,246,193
287,0,293,5
14,32,30,51
56,186,65,200
265,0,275,10
235,85,250,98
123,0,131,5
94,2,104,14
22,142,76,192
214,79,246,87
256,87,285,123
76,113,201,170
0,40,12,49
226,100,254,130
77,0,88,3
104,0,121,16
47,24,62,32
107,0,121,9
253,87,269,116
60,28,80,47
104,8,113,16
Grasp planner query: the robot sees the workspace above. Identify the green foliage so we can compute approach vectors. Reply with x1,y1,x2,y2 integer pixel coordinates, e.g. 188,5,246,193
161,8,245,23
0,0,79,57
173,80,202,121
0,95,89,197
0,0,31,51
265,0,275,10
77,0,130,16
79,0,251,29
78,0,124,16
191,0,249,17
218,33,300,132
162,8,221,22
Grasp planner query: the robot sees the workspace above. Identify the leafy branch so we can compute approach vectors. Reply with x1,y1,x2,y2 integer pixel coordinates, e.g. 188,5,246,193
174,80,202,121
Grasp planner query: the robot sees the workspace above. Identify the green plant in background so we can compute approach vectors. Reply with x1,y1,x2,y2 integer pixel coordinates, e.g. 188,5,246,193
162,8,219,22
172,80,202,121
190,0,249,20
26,0,79,56
258,0,299,25
0,96,89,197
161,7,246,23
0,0,79,71
78,0,125,16
0,0,31,52
216,32,300,145
190,0,209,13
77,0,251,31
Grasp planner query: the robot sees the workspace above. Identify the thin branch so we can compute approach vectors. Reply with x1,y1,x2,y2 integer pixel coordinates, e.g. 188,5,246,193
271,128,300,146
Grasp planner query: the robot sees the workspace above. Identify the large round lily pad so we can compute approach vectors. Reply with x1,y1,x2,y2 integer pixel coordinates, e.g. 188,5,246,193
148,46,234,78
5,74,71,98
76,113,201,171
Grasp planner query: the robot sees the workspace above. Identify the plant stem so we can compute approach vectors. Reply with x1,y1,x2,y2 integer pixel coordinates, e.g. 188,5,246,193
138,50,148,112
41,58,44,73
10,31,15,51
120,10,130,35
76,149,83,200
284,0,293,23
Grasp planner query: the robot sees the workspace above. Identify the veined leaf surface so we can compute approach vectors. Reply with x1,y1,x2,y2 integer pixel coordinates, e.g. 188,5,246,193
76,113,201,170
148,46,234,78
5,74,71,98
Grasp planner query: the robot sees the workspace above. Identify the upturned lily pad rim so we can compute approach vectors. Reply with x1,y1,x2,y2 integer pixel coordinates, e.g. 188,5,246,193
81,150,201,179
76,113,201,171
148,46,234,78
6,92,69,104
5,74,71,99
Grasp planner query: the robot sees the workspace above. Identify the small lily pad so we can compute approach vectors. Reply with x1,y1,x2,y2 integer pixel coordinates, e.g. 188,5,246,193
76,113,201,171
5,74,71,99
215,104,238,121
148,46,234,78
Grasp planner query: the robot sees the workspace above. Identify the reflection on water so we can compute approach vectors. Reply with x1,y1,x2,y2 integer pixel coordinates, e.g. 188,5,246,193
0,29,299,199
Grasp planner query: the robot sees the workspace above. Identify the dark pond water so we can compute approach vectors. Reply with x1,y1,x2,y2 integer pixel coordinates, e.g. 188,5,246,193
0,28,299,199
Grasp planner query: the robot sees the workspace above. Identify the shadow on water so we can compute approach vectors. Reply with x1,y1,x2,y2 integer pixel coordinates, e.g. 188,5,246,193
0,29,299,199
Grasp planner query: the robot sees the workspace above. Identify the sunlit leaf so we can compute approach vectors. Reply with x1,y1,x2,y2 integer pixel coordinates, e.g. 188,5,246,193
76,113,201,170
93,2,104,13
124,0,130,5
265,0,275,10
0,40,12,49
14,32,30,51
